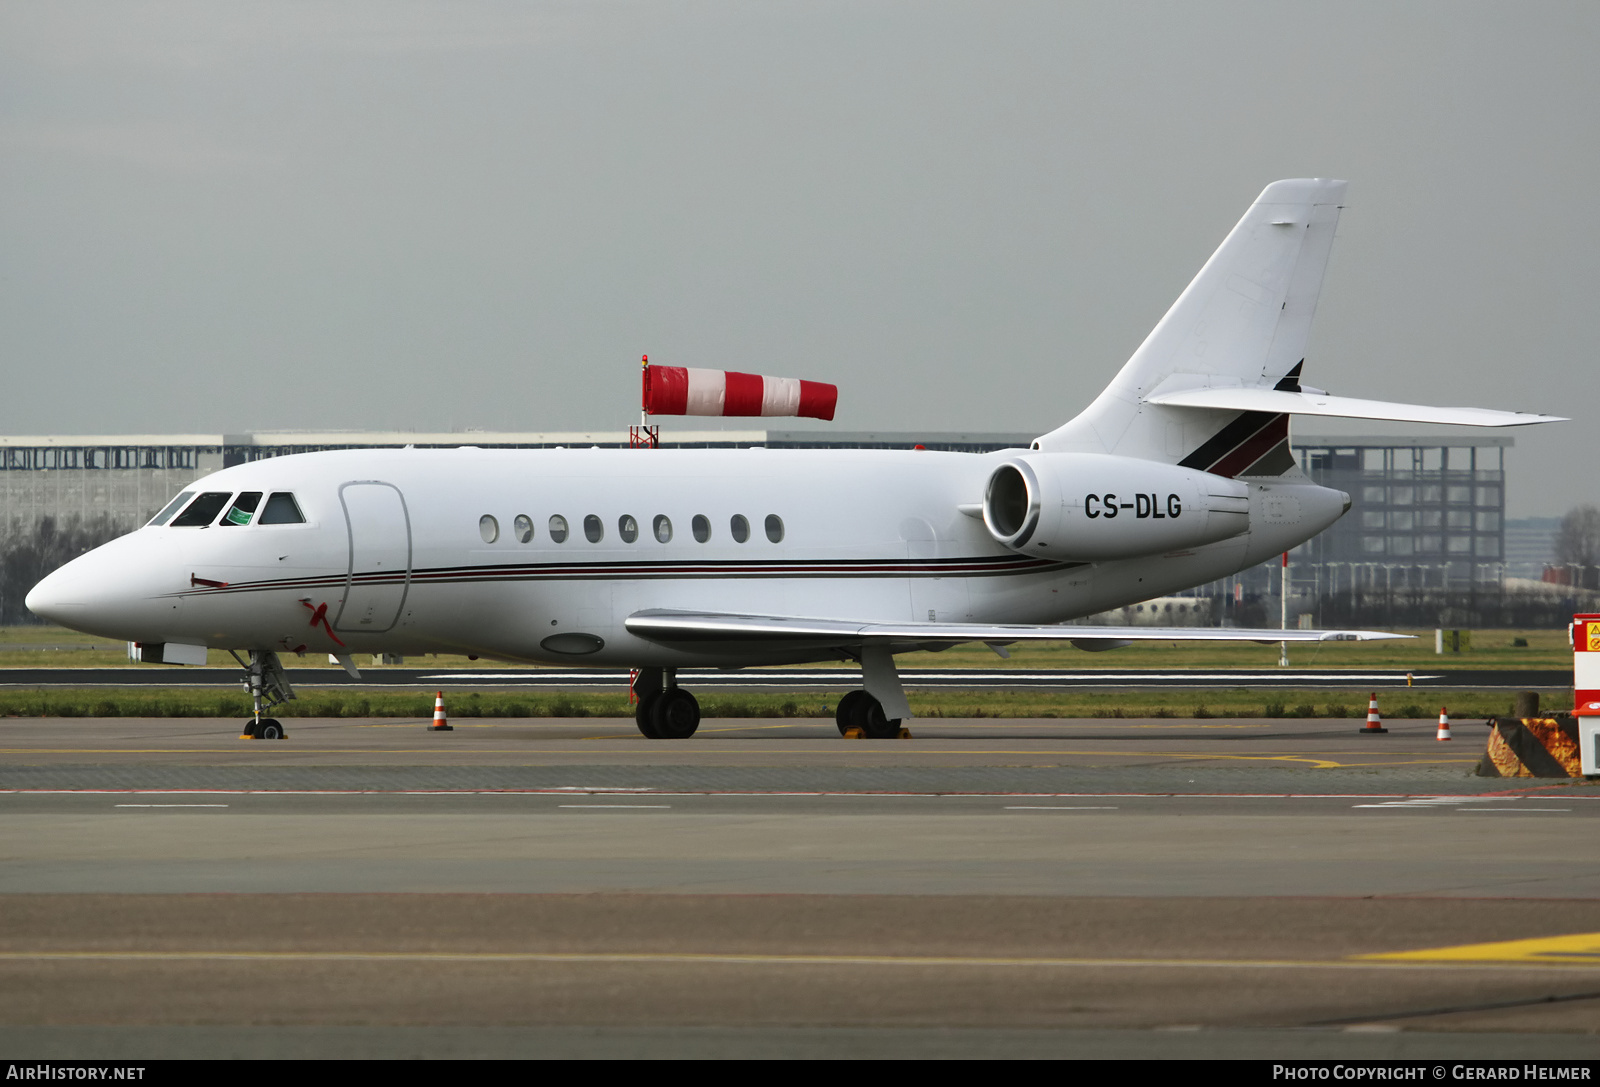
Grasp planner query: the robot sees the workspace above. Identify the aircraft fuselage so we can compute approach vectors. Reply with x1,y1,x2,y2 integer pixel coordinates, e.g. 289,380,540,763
27,446,1346,668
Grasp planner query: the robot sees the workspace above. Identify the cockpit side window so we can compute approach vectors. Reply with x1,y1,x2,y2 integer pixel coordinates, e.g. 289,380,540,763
219,492,263,526
148,491,194,527
258,492,307,525
170,492,234,528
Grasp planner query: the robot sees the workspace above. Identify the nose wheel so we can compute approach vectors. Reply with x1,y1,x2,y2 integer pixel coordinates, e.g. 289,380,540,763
240,719,286,740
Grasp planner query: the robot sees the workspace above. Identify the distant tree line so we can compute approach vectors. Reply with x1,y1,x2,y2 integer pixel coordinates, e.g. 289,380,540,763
0,515,133,624
1554,504,1600,590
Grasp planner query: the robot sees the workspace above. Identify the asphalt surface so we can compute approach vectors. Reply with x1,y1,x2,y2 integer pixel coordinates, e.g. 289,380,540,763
0,665,1574,690
3,715,1598,1059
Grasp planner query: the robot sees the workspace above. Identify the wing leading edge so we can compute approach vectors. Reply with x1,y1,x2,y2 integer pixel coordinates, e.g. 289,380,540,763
625,609,1409,652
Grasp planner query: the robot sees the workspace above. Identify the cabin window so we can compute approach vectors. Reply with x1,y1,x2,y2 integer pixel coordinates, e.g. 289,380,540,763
692,514,711,543
148,491,194,527
584,514,603,543
653,515,672,543
219,492,263,526
514,514,534,543
764,514,784,543
549,515,569,543
619,514,639,543
171,492,233,528
479,515,499,544
730,514,750,543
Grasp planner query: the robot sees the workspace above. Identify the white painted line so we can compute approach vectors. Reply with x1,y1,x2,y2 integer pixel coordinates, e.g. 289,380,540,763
558,804,671,809
114,803,229,808
1004,805,1121,811
8,788,1587,802
1354,797,1504,808
1455,807,1572,813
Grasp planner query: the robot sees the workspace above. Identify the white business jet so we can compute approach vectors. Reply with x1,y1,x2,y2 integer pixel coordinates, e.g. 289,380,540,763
26,179,1562,739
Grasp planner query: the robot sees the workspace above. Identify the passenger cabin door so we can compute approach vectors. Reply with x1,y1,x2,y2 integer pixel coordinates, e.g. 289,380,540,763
334,481,412,634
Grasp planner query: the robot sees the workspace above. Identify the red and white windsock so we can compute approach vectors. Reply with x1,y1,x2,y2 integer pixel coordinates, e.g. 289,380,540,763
643,364,837,421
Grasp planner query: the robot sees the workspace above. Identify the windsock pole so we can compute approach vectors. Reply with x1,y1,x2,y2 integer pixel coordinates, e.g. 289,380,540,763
631,355,660,449
1361,692,1388,735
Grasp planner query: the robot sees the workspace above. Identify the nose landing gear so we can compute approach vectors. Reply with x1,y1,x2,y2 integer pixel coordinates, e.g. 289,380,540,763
231,649,296,740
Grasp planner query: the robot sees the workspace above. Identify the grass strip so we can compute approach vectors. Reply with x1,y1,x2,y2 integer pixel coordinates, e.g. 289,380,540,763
0,687,1570,720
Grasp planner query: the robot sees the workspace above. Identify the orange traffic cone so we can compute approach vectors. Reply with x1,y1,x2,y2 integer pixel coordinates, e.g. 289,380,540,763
1361,692,1388,734
429,691,453,731
1436,707,1452,741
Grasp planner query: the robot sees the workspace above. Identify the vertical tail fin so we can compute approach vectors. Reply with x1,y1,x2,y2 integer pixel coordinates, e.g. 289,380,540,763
1035,179,1347,474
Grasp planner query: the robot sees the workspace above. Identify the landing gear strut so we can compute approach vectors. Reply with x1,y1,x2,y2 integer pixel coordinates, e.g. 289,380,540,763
231,649,296,740
836,645,913,738
633,667,701,739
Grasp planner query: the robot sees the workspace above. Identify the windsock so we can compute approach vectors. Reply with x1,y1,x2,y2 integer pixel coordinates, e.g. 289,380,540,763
643,364,837,421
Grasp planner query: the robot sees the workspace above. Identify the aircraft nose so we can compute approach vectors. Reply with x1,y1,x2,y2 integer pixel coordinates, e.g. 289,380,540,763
24,564,83,626
24,532,182,639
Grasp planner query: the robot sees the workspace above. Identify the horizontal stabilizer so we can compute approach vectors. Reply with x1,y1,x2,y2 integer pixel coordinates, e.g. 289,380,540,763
627,609,1408,650
1143,386,1565,427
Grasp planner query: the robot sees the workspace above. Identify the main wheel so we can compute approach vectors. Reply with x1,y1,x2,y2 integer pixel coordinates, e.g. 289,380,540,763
835,690,871,735
858,698,900,739
651,688,701,739
634,692,662,738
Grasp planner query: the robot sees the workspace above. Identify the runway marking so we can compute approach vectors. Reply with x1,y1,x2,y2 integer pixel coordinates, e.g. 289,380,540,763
1357,933,1600,966
0,950,1595,972
112,803,229,808
0,747,1460,768
7,788,1590,800
1354,797,1505,809
1004,806,1119,810
557,804,671,809
1354,797,1579,811
1456,807,1572,813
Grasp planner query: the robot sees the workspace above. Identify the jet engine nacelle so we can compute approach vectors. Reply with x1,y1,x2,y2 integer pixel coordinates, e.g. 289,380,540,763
981,453,1250,561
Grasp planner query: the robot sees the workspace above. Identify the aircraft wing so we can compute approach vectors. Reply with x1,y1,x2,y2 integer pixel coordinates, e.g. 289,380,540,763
1142,386,1565,427
625,609,1409,652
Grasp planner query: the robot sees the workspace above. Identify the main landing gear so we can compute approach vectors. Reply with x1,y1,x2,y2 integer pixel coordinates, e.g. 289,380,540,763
231,649,297,740
629,646,912,741
835,645,914,739
633,667,701,739
834,690,904,738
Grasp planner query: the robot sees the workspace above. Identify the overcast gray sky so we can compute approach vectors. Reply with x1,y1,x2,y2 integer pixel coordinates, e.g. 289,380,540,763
2,1,1594,516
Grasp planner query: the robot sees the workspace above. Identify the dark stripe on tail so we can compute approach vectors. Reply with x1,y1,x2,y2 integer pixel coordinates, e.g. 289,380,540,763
1177,359,1302,477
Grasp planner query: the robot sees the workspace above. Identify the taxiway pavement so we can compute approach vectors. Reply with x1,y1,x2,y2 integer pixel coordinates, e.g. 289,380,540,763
2,715,1597,1059
0,665,1573,690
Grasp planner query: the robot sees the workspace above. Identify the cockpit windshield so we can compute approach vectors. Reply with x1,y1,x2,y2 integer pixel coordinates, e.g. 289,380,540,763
219,492,263,526
169,492,234,528
258,492,306,524
147,492,194,527
154,489,305,527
